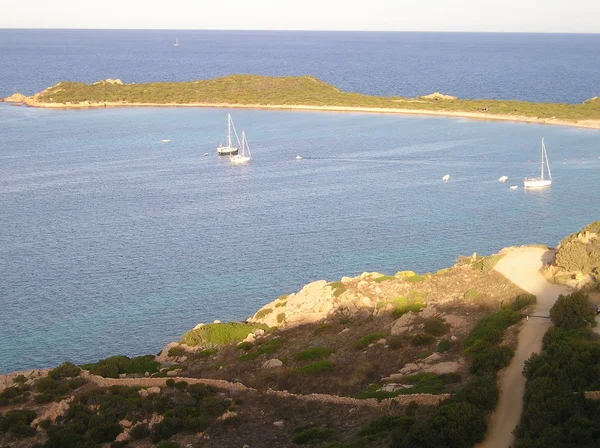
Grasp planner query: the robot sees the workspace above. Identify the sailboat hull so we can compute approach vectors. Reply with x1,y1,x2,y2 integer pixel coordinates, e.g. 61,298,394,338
217,147,238,155
524,178,552,188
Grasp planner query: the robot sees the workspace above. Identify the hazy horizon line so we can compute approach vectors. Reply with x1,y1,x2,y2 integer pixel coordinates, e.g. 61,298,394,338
1,27,599,35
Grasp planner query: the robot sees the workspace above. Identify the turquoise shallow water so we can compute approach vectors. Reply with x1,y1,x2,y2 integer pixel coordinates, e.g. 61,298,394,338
0,103,599,374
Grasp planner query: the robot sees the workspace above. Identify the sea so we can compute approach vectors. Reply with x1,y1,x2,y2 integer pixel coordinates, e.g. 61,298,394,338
0,30,599,374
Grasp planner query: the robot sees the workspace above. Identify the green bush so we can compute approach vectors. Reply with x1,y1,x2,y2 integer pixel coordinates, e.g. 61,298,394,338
130,423,150,439
555,223,600,274
236,341,253,351
356,333,387,349
358,416,414,439
0,409,37,438
197,348,217,358
49,362,81,380
436,339,452,353
391,301,426,319
275,301,287,308
82,354,160,378
255,308,273,319
549,291,595,330
373,275,395,283
511,294,537,311
472,254,503,272
423,318,449,336
276,313,286,324
388,335,404,350
292,425,334,444
329,282,347,297
463,289,479,300
293,360,332,375
167,346,186,357
406,275,425,283
312,323,333,335
295,346,333,361
469,345,514,376
412,333,435,346
180,322,268,347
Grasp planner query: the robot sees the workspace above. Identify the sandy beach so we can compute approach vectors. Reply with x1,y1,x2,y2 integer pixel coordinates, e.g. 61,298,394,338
6,96,600,130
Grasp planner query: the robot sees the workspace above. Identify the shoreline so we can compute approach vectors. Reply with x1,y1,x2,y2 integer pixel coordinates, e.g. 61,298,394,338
8,99,600,130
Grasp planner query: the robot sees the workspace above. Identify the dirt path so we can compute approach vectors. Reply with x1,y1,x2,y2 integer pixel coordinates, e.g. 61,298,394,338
477,247,571,448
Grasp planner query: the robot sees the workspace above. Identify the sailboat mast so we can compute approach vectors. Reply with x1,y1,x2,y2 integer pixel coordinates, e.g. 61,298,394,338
544,139,552,180
540,138,545,180
227,114,232,148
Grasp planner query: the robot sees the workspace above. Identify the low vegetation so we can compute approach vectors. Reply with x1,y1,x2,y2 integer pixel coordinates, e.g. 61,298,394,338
295,346,333,361
33,75,600,122
81,355,160,378
549,291,596,330
555,221,600,276
180,322,268,347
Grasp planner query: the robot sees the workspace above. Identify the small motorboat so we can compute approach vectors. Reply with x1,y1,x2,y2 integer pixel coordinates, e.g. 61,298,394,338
161,139,171,143
499,176,508,183
510,185,518,190
204,153,208,156
442,174,450,181
296,155,302,160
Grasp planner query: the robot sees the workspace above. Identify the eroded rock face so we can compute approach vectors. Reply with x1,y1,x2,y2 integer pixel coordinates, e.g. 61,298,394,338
0,369,49,392
424,361,463,375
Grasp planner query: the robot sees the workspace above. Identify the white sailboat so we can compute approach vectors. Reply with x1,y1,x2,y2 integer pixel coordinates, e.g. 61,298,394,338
230,130,251,164
173,37,180,47
217,114,239,156
524,138,552,188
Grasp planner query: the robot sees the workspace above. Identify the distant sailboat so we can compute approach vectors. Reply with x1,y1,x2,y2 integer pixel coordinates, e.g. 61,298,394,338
524,138,552,188
217,114,239,156
174,37,180,47
230,131,251,164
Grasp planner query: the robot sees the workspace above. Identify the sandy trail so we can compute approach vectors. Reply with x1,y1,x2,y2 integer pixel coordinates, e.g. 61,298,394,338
476,247,571,448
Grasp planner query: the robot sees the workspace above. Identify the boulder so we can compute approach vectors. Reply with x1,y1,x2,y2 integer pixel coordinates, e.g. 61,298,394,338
399,363,419,375
115,430,130,442
388,373,404,381
391,311,419,335
425,361,462,375
166,369,182,377
253,328,265,336
444,315,468,333
423,353,443,364
273,420,284,427
419,306,438,319
147,386,161,394
262,359,283,369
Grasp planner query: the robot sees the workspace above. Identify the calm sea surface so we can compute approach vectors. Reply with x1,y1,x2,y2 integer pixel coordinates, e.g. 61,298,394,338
0,30,599,102
1,30,600,373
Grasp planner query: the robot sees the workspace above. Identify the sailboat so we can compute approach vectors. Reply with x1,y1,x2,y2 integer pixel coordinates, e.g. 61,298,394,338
524,138,552,188
230,131,251,164
173,37,180,47
217,114,239,156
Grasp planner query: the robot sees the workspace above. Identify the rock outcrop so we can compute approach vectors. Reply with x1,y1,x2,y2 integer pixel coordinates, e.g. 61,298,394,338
420,92,458,100
92,78,124,85
2,93,27,103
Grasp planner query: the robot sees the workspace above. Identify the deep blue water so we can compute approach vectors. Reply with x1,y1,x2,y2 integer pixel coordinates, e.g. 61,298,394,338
1,102,599,374
0,30,599,102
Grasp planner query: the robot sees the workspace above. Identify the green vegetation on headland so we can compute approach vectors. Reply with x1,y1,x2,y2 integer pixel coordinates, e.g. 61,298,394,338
14,75,600,124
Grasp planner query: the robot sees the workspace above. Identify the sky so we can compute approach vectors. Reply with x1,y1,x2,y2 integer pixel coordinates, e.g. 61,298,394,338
1,0,599,33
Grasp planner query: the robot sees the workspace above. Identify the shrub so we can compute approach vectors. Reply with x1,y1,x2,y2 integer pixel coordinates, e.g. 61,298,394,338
388,335,404,350
464,309,521,350
236,341,253,351
412,333,435,346
358,416,414,438
82,354,160,377
356,333,387,349
293,360,332,375
292,425,334,444
391,301,426,319
329,282,347,297
312,323,332,335
469,345,514,375
373,275,395,283
255,308,273,319
197,348,217,358
395,270,416,278
555,239,600,274
276,313,286,324
49,362,81,380
463,289,479,300
0,409,37,438
129,422,150,439
295,346,333,361
13,375,27,385
436,339,452,352
406,274,425,283
472,254,503,272
275,301,287,308
423,318,449,336
550,292,595,330
167,346,186,357
180,322,268,347
511,293,537,311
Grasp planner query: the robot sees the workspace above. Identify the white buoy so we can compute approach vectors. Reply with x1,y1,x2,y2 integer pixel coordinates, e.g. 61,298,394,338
296,155,302,160
499,176,508,183
442,174,450,181
204,153,208,156
510,185,518,190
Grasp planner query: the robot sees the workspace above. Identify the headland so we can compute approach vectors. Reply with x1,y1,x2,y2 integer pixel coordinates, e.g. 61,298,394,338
3,75,600,130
